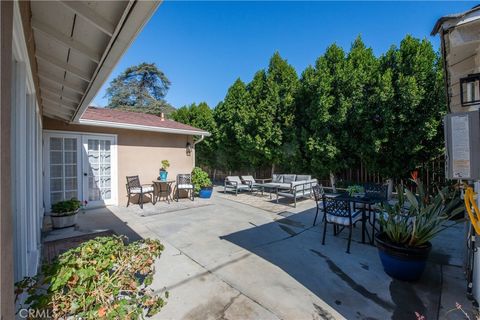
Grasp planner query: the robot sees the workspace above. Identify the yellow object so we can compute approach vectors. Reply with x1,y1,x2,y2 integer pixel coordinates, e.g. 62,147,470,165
465,187,480,235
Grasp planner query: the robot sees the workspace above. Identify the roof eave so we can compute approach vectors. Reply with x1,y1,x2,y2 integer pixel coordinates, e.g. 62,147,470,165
431,5,480,35
72,0,161,122
78,118,211,136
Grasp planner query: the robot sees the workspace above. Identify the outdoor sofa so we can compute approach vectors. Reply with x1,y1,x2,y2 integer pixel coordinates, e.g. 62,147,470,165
275,178,318,207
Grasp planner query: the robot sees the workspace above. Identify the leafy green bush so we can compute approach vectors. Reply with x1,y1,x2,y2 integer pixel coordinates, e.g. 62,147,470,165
15,236,167,319
347,185,364,196
379,178,464,248
51,198,82,216
191,167,212,194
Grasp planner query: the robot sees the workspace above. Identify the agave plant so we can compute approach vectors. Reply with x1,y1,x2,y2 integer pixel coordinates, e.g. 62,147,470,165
379,176,464,248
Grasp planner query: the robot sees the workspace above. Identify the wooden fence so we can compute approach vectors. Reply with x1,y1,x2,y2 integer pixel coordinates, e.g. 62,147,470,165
203,155,447,194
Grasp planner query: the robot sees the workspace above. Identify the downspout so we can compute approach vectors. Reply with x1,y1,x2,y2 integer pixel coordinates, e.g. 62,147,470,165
441,29,452,113
192,135,205,168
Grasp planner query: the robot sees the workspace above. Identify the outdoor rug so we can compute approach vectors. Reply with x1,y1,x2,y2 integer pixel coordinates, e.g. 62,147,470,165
216,189,314,213
43,230,115,263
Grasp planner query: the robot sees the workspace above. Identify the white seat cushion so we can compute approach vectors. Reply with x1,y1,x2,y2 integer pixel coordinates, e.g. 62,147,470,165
326,210,362,225
178,184,194,189
130,186,154,193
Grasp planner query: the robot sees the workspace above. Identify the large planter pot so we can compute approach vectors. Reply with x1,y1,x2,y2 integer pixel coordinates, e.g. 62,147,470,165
159,170,168,181
375,232,432,281
51,209,79,229
199,187,213,199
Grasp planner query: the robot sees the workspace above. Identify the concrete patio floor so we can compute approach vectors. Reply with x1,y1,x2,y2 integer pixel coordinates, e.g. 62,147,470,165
70,189,472,320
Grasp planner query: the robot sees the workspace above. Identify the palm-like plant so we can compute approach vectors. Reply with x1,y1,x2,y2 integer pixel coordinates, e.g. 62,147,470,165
379,175,464,248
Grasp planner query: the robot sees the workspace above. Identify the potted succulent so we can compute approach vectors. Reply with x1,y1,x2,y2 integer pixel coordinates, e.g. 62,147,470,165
376,173,464,281
191,167,213,198
159,160,170,181
50,198,84,229
347,184,365,197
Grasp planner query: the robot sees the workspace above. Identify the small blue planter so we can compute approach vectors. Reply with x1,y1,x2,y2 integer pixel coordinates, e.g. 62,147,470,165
199,187,213,199
159,171,168,181
376,233,431,281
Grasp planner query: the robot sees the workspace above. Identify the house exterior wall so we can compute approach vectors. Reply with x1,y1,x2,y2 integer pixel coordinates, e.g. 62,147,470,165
1,1,15,318
43,117,196,205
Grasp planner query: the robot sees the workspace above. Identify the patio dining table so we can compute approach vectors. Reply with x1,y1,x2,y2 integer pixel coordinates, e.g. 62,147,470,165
332,194,385,245
152,180,175,204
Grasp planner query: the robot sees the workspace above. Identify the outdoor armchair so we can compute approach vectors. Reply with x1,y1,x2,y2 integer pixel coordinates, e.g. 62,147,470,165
224,176,251,195
126,175,155,209
241,175,262,190
175,174,195,202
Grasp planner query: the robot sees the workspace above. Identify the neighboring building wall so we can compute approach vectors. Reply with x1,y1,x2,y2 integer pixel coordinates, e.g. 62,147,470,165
0,1,15,318
43,117,196,205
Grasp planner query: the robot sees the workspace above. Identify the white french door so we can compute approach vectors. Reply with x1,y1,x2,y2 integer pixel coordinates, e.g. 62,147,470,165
82,135,116,207
44,132,117,211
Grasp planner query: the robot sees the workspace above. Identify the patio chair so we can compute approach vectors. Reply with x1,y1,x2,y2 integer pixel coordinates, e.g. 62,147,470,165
322,196,363,253
312,184,325,226
241,175,261,190
126,175,155,209
224,176,251,195
175,174,195,202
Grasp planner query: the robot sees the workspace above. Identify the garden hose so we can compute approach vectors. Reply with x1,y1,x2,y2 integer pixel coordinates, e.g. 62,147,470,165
465,187,480,235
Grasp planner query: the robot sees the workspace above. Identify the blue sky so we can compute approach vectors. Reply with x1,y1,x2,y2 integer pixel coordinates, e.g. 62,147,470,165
92,1,475,109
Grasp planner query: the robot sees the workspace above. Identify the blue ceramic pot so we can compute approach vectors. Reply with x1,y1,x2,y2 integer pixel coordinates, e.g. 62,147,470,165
159,170,168,181
199,187,213,199
375,233,431,281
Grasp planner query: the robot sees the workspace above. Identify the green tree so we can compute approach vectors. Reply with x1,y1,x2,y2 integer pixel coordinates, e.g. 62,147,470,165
297,44,355,184
265,52,299,173
171,102,218,168
362,35,445,180
214,79,253,171
240,53,299,174
105,63,175,116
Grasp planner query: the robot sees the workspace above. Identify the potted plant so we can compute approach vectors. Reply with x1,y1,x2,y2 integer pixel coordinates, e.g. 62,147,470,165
191,167,213,198
376,174,464,281
50,198,84,229
159,160,170,181
347,184,365,197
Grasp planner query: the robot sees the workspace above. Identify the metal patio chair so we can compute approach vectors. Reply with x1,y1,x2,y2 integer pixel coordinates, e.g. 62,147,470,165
126,175,155,209
175,174,195,201
322,196,363,253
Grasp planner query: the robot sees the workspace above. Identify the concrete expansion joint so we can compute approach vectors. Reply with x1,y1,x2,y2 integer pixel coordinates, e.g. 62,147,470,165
158,236,283,320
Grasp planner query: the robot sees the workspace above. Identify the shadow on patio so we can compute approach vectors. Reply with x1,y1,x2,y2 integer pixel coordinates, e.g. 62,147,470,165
220,207,468,319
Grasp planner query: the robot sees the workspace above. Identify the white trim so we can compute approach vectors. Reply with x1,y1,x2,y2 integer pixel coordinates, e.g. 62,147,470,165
44,129,118,138
78,118,211,136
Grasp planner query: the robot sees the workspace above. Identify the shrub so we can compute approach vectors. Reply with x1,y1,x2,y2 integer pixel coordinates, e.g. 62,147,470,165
191,167,212,194
51,198,82,216
15,236,167,319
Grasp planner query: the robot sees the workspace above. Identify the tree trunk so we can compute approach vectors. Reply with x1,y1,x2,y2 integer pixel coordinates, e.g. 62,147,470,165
330,172,337,193
386,178,394,200
271,163,275,177
213,168,217,181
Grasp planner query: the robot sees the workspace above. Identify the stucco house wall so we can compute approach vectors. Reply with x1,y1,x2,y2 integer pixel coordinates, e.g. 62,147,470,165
43,117,196,205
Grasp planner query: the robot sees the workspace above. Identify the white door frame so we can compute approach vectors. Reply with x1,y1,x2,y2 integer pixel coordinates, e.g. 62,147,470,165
43,130,118,211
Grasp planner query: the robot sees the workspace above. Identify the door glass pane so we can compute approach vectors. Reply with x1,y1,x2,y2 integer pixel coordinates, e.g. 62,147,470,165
86,138,112,201
49,137,79,207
